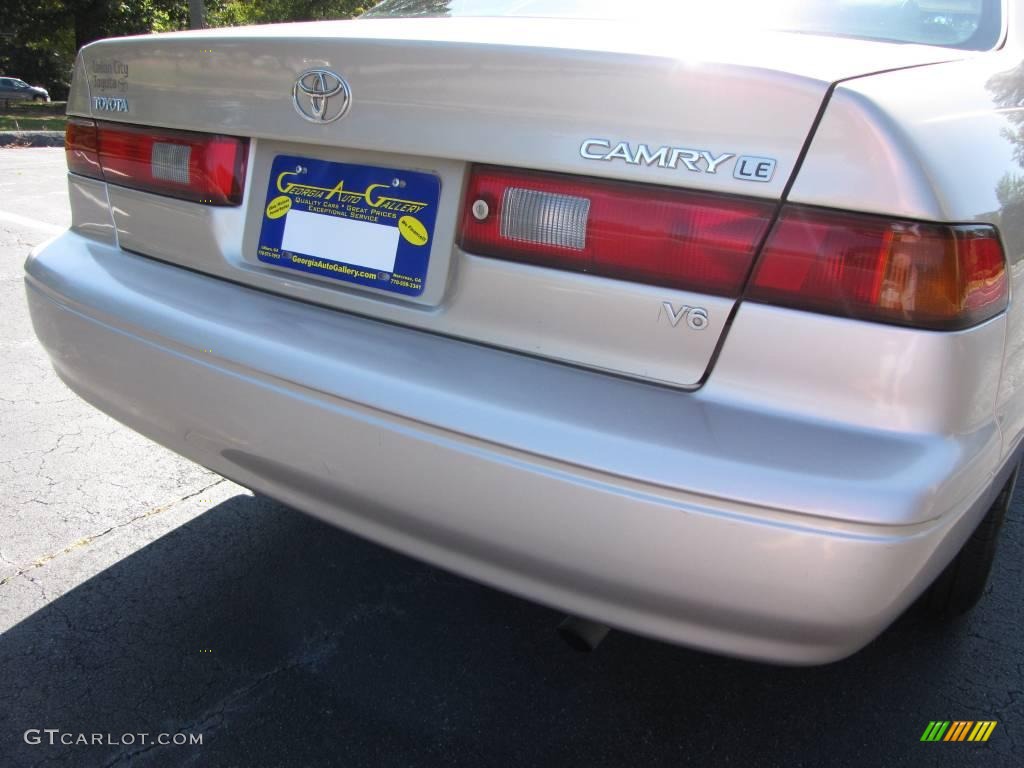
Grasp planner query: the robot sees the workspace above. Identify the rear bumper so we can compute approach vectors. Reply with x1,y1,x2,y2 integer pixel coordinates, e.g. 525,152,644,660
24,232,1013,664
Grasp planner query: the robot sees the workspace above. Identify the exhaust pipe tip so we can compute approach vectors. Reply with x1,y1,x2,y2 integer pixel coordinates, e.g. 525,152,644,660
557,615,611,653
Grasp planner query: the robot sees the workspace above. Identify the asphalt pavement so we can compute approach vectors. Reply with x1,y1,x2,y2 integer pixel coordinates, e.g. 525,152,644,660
1,148,1022,767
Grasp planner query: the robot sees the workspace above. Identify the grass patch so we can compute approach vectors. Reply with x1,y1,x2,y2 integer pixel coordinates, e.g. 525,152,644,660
0,102,67,131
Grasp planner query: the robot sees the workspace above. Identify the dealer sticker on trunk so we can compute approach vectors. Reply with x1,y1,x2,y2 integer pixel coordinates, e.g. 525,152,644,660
256,155,441,296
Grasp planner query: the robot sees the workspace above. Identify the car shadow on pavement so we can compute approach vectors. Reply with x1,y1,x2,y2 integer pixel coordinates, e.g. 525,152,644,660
1,491,1020,768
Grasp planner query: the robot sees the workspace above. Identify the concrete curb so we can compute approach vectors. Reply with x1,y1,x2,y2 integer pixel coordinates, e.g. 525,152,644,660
0,131,64,148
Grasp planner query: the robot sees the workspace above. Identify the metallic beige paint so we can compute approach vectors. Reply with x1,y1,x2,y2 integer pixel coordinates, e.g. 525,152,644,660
24,234,1016,663
66,21,968,386
32,8,1024,663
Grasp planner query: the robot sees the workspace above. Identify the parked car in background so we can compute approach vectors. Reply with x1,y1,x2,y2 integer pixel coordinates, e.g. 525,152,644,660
24,0,1024,665
0,77,49,104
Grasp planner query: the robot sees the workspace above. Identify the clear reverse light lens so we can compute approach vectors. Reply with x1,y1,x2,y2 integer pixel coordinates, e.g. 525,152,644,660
500,187,590,250
151,142,192,184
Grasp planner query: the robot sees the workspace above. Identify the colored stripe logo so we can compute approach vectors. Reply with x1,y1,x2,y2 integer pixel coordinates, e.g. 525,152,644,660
920,721,997,742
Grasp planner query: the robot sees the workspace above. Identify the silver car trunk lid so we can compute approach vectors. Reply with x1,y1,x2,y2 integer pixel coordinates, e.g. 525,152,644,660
69,18,961,387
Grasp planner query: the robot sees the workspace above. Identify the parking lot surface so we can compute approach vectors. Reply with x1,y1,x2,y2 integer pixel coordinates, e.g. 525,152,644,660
1,148,1022,767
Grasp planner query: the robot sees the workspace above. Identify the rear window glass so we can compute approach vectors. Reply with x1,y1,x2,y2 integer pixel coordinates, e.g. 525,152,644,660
364,0,1002,51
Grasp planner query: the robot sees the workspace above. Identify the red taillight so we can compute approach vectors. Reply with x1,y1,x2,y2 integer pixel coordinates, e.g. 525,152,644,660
747,206,1008,330
64,119,248,206
65,117,100,179
459,165,774,296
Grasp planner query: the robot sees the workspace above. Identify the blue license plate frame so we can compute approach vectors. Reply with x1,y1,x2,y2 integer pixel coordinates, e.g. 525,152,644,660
256,155,441,297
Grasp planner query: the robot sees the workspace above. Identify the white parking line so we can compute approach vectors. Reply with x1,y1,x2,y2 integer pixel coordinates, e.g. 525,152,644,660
0,209,64,235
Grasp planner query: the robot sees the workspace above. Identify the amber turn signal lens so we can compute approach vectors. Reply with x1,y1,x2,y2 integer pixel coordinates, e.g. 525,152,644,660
747,206,1007,330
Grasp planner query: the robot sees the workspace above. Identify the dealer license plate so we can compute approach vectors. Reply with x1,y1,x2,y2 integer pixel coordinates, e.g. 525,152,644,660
256,155,441,296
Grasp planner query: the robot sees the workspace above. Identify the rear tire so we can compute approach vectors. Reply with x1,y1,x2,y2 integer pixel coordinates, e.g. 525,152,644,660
921,464,1018,619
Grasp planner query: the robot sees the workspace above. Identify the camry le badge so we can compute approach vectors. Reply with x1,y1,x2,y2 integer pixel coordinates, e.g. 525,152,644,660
292,69,352,124
580,138,776,181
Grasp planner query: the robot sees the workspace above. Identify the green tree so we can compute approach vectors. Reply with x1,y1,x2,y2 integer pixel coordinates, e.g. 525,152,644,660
361,0,449,17
0,0,379,99
207,1,374,26
0,0,190,98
